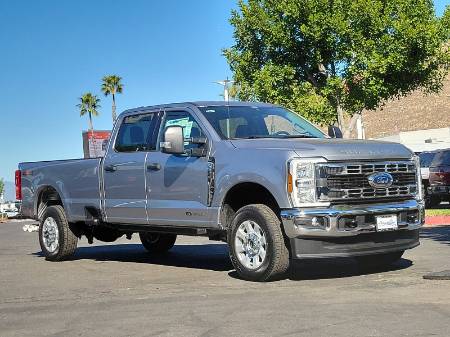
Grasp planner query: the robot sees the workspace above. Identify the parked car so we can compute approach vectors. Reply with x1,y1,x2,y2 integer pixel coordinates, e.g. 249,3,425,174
418,151,438,207
16,101,424,281
428,149,450,206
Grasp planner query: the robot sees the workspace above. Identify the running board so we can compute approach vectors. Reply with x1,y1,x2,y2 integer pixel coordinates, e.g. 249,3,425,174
112,224,225,237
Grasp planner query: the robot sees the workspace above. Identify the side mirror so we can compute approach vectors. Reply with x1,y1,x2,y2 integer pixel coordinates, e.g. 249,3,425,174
328,125,343,138
161,126,185,154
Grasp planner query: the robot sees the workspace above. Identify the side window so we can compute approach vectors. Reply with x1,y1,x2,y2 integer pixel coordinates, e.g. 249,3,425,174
115,113,158,152
162,111,205,149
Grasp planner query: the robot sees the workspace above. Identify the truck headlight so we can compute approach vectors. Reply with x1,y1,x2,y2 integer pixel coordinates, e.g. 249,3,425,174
413,155,423,202
287,158,327,207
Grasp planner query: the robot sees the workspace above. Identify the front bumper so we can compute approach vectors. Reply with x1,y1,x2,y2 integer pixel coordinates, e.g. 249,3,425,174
281,199,424,239
281,199,424,259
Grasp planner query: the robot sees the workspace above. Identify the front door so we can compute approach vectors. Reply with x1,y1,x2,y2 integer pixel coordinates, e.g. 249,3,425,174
103,111,160,224
146,109,212,227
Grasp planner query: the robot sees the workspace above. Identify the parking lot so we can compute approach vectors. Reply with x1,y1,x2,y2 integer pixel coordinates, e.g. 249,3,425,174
1,220,450,337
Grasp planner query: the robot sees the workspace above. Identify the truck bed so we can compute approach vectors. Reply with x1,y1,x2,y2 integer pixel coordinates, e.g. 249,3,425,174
19,158,102,221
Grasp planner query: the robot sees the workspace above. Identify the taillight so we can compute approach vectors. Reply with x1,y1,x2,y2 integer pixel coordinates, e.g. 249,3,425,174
15,170,22,200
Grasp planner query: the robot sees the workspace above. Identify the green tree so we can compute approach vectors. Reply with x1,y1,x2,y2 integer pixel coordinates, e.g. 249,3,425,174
228,84,240,100
0,178,4,198
77,93,100,131
225,0,450,137
101,75,123,122
442,5,450,39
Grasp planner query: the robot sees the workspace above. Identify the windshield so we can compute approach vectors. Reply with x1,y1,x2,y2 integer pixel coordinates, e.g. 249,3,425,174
419,152,437,167
431,150,450,166
198,105,325,139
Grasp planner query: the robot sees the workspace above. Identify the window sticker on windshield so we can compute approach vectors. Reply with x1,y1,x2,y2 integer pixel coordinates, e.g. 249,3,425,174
166,117,193,138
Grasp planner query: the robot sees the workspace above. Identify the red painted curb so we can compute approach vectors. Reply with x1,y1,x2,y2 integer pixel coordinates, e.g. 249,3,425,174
424,216,450,227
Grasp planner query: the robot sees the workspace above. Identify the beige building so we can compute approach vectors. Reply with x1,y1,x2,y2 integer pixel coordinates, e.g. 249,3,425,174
361,75,450,149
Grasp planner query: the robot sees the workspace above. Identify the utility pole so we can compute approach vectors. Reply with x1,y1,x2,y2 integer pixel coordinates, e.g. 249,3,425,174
214,77,234,102
214,77,234,137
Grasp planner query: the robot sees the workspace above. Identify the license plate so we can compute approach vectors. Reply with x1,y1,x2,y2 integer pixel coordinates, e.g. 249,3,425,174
376,215,398,232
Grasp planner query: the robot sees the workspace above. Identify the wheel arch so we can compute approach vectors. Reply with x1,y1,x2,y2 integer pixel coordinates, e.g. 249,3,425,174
219,181,281,227
35,185,65,220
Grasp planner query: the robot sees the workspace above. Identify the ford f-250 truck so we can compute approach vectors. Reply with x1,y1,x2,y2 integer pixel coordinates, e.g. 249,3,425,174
17,101,424,281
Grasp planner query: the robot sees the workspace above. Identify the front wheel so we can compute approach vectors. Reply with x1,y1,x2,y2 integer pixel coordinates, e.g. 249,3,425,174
139,233,176,253
355,250,404,268
39,205,78,261
228,204,290,282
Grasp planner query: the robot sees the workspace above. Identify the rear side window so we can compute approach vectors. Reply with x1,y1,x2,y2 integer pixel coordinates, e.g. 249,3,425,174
115,113,159,152
431,150,450,166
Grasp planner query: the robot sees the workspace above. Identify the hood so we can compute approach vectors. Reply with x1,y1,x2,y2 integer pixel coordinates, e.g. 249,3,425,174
229,138,413,161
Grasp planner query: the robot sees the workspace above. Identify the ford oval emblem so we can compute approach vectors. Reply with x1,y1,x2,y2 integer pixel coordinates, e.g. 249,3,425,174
368,172,394,188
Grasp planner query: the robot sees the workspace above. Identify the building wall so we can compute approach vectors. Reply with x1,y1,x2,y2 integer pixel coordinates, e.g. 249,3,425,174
361,75,450,139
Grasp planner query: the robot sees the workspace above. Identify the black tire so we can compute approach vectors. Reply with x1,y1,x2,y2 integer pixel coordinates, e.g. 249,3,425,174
228,204,290,282
39,205,78,261
355,250,404,268
139,233,177,253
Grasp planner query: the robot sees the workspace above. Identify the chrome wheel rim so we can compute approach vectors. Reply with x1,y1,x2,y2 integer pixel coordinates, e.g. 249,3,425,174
234,220,267,270
42,217,59,253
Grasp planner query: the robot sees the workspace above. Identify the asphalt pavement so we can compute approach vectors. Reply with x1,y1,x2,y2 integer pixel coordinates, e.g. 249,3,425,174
1,220,450,337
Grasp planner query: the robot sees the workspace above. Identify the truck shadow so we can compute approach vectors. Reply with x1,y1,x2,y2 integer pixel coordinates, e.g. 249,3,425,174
286,258,412,281
420,226,450,246
33,242,413,280
33,243,233,272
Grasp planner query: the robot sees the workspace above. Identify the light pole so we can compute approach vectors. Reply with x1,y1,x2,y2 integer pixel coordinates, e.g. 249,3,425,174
214,77,234,102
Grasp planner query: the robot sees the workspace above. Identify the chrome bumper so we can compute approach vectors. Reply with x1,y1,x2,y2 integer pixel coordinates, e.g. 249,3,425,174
281,199,425,238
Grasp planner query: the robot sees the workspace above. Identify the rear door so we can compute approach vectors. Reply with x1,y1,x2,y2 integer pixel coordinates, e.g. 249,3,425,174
146,108,212,227
103,111,160,224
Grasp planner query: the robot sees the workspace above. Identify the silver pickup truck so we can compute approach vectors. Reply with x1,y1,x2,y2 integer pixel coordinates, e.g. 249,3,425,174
17,101,424,281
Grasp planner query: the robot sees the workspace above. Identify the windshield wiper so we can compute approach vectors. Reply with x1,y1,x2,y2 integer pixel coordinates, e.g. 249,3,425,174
276,134,317,139
231,134,317,140
230,136,274,139
230,134,318,140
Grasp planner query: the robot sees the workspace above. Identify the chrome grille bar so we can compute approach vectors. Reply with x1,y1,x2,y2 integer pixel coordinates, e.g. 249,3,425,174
317,161,417,202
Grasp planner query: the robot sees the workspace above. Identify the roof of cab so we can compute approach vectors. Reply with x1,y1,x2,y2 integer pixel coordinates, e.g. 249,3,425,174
119,101,277,118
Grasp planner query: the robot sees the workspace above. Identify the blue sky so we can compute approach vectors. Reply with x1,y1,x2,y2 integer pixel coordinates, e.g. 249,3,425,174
0,0,448,185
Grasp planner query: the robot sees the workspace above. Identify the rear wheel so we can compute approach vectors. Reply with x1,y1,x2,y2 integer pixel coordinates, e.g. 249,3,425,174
139,233,177,253
355,250,404,268
228,204,290,282
39,205,78,261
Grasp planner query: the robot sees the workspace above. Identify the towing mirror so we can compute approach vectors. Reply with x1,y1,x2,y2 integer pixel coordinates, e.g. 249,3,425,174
328,125,343,138
161,126,185,155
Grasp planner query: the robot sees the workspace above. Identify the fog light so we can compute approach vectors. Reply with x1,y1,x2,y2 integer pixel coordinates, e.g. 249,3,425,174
311,217,320,227
295,216,327,229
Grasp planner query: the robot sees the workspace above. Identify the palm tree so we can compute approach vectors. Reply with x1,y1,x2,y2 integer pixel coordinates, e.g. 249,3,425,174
101,75,123,122
77,93,100,131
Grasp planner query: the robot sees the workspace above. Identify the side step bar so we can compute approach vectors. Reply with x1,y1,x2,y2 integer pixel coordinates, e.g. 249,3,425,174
113,223,225,238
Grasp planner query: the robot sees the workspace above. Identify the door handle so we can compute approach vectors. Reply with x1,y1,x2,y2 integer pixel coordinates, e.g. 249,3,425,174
147,163,161,171
104,165,117,172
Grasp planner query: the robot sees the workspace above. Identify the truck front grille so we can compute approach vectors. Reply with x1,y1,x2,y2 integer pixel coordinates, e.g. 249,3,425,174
317,161,417,202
